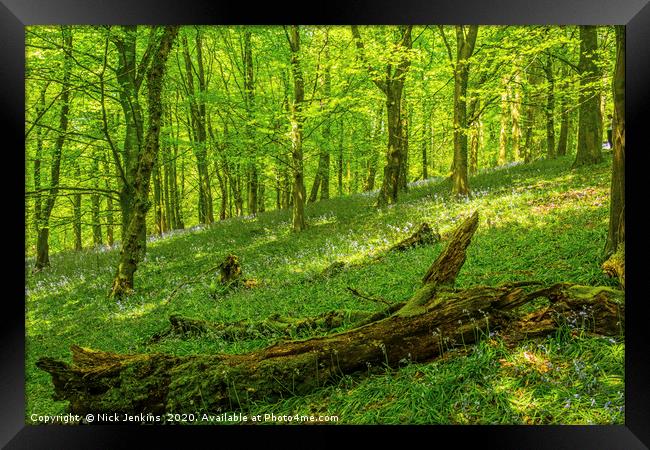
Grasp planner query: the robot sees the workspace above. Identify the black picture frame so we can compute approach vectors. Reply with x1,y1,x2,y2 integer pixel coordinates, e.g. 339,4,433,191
2,0,648,447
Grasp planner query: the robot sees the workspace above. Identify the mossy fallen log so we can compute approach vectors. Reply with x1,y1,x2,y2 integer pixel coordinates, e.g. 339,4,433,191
36,212,625,416
149,303,405,343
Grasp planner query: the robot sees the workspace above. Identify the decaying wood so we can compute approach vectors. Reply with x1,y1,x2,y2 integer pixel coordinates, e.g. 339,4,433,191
164,253,256,304
602,242,624,290
36,212,624,416
388,222,441,252
149,304,404,343
319,221,441,278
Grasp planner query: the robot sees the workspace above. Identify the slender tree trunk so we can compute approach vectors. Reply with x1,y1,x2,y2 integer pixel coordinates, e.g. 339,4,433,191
523,90,535,164
287,26,306,232
33,86,46,241
421,110,428,180
498,76,509,166
398,94,410,192
469,122,479,176
110,26,179,298
510,71,522,161
91,154,103,246
152,158,164,235
451,25,478,197
103,154,114,246
162,145,172,232
308,44,332,204
573,25,603,167
243,29,258,216
338,122,344,196
182,31,213,224
604,26,625,258
35,27,72,270
544,56,556,159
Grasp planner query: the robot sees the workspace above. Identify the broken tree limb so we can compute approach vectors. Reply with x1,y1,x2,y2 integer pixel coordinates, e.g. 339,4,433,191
422,211,478,286
36,211,624,416
388,222,441,252
345,287,393,307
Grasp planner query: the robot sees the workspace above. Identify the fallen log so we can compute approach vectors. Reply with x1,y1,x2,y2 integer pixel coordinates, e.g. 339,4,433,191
36,212,624,416
149,303,405,343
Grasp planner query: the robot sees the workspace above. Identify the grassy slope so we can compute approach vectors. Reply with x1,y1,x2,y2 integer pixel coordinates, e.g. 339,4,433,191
25,155,624,424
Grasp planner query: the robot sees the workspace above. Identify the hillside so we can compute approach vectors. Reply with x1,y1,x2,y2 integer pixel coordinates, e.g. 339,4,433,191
26,155,624,425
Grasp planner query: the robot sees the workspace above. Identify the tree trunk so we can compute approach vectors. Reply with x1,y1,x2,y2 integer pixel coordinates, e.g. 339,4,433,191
110,26,179,298
91,155,103,246
510,71,522,161
469,122,479,176
351,26,412,207
35,27,72,270
573,25,603,167
498,79,509,166
544,56,556,159
103,154,114,246
398,98,410,191
287,26,306,232
38,212,624,415
152,157,164,235
451,25,478,197
113,26,147,260
421,110,429,180
604,26,625,259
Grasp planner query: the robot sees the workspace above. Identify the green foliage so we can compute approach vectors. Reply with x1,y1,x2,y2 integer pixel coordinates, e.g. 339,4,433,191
26,155,622,424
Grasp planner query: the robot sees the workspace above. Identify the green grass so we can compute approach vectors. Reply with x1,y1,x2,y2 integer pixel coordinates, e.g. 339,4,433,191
25,155,624,424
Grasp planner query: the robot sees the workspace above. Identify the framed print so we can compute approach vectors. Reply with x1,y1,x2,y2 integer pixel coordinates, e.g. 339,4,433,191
2,0,648,447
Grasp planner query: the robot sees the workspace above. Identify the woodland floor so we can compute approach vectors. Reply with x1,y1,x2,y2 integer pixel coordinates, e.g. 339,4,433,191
25,154,624,425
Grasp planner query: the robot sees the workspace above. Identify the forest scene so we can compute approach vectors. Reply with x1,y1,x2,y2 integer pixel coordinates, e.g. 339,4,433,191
25,24,625,425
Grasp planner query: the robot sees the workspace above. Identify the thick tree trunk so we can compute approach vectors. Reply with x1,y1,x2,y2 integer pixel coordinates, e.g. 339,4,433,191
110,26,179,298
573,25,603,168
38,213,624,415
351,26,412,207
288,26,307,232
604,26,625,259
